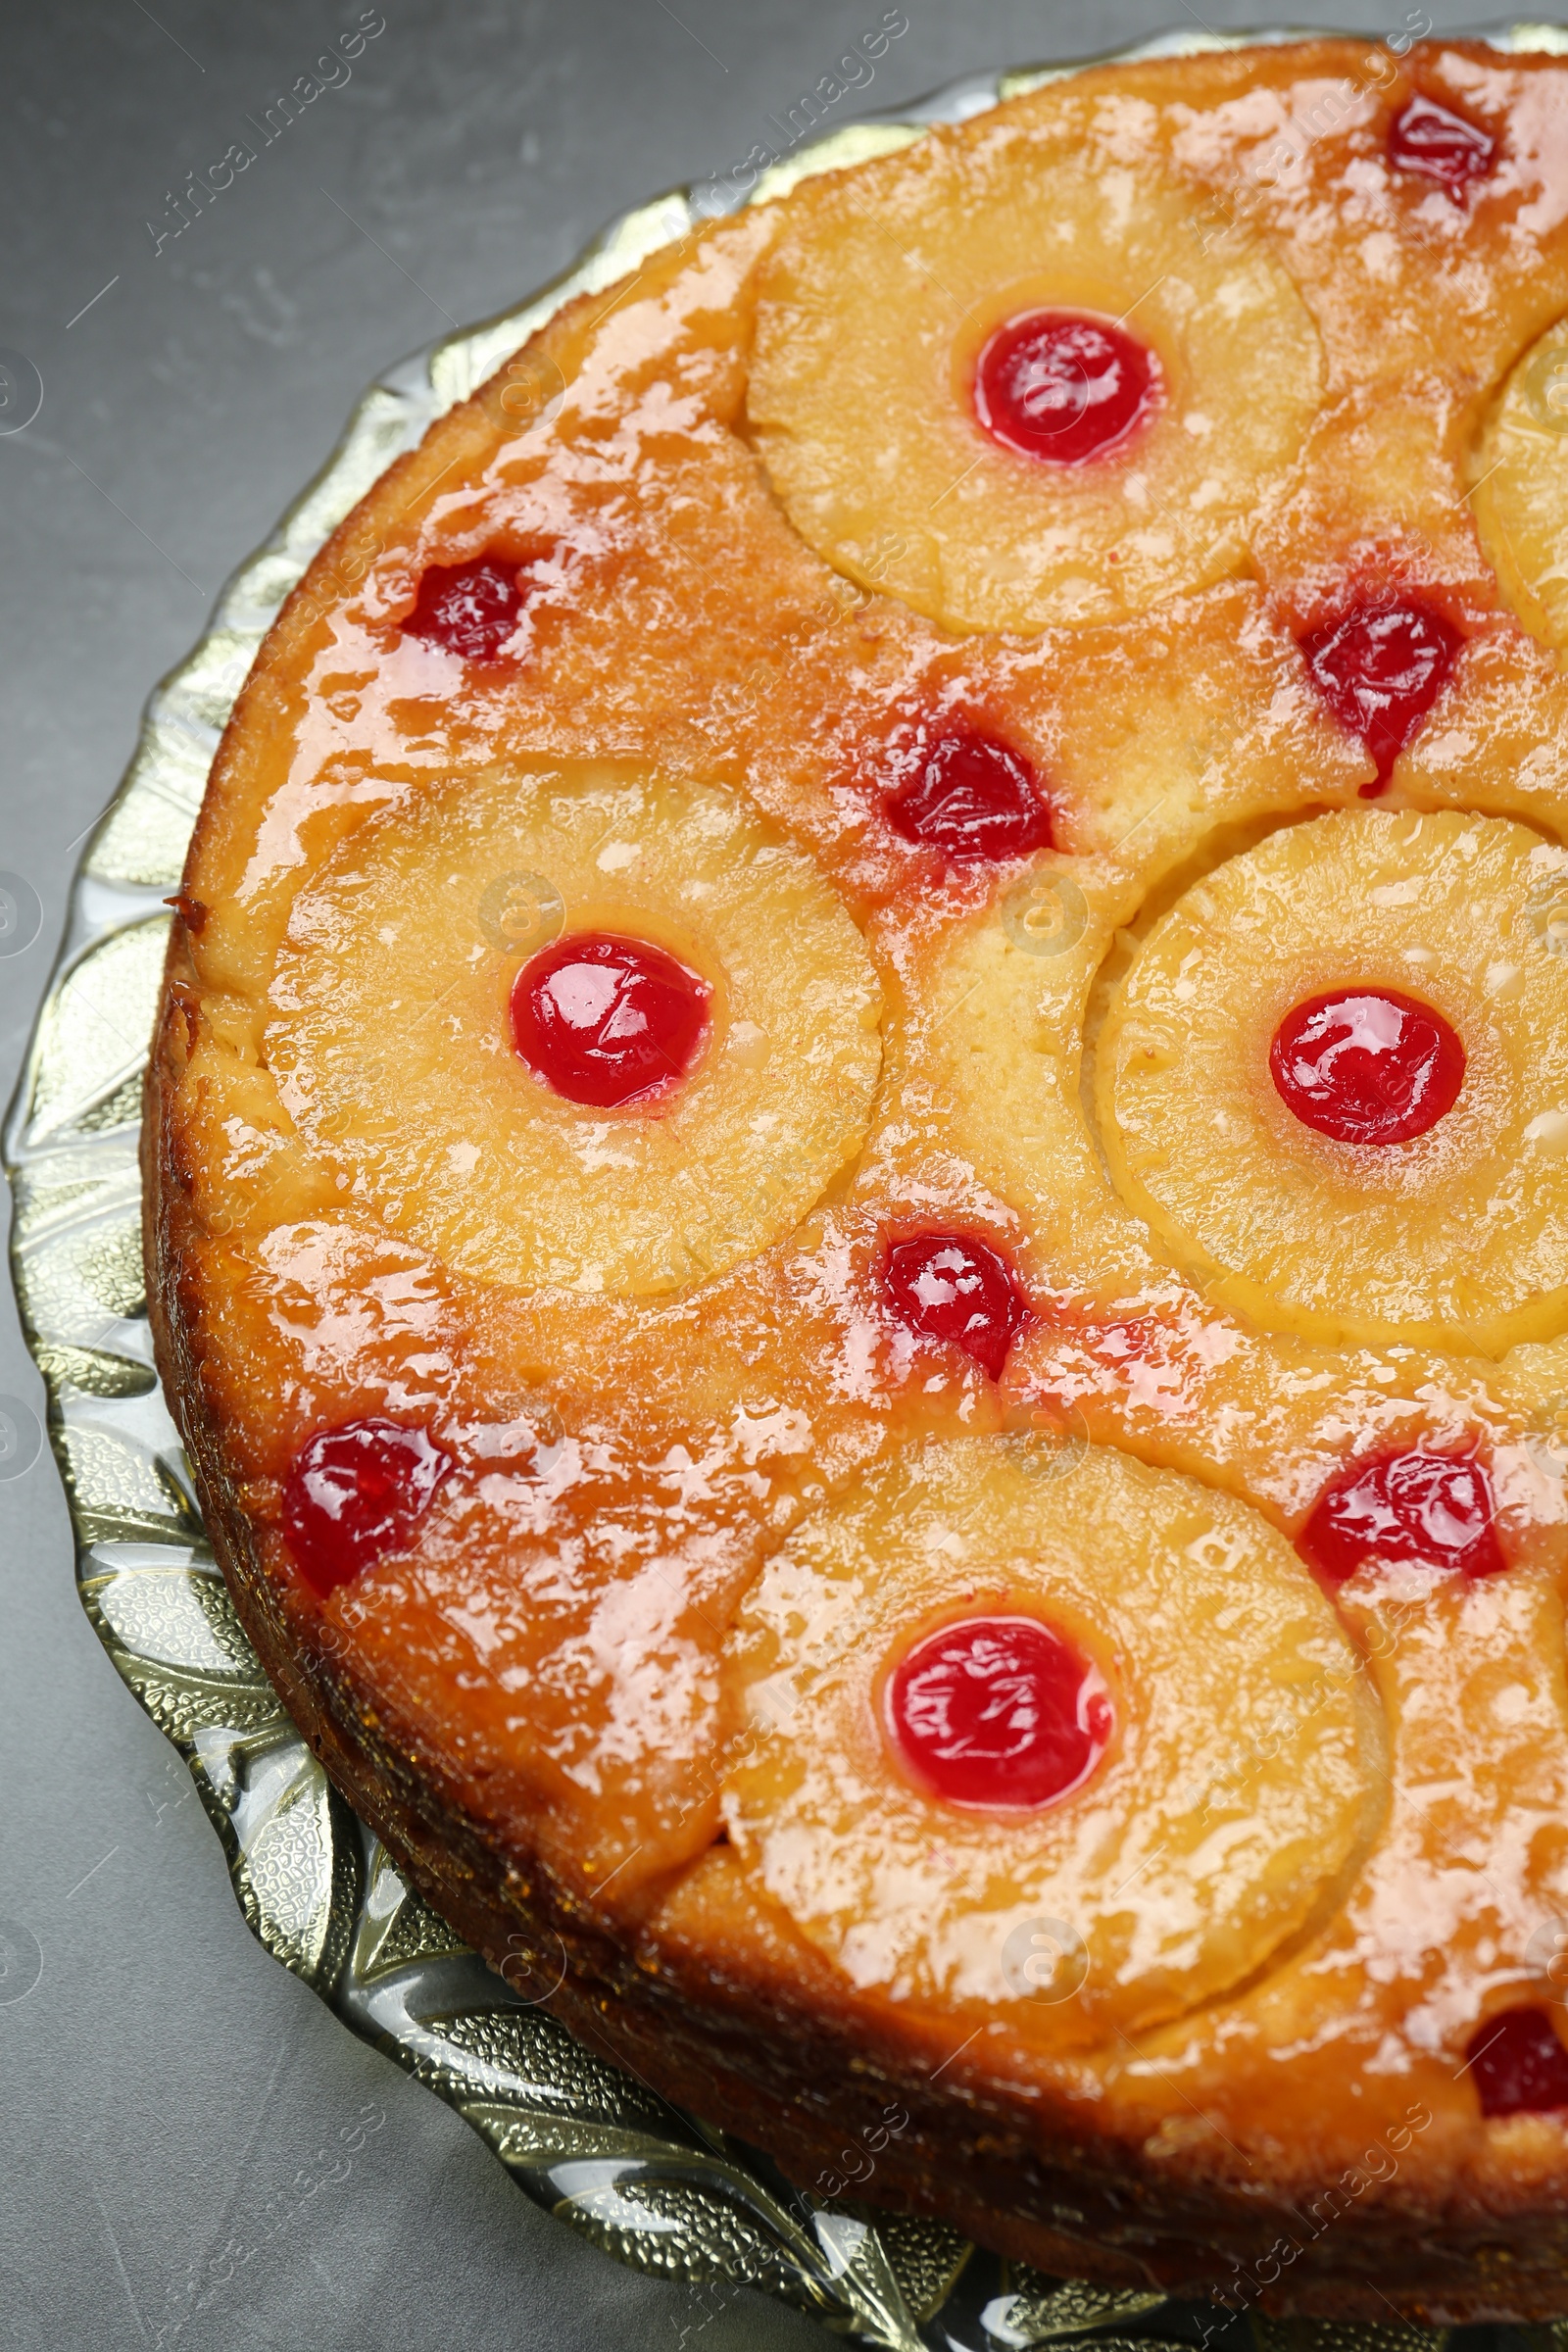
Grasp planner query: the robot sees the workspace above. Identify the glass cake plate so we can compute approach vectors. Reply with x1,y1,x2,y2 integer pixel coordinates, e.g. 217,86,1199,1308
10,26,1568,2348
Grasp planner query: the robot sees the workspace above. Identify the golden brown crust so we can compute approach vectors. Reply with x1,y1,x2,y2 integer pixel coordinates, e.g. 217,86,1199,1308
143,41,1568,2318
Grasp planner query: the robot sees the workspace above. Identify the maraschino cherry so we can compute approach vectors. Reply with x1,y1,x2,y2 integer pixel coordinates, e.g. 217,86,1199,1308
883,723,1054,862
405,555,525,660
886,1615,1112,1809
974,311,1160,466
1389,93,1497,199
1466,2009,1568,2117
880,1233,1028,1379
282,1418,452,1596
1270,988,1465,1147
512,931,710,1109
1298,599,1461,791
1298,1446,1504,1586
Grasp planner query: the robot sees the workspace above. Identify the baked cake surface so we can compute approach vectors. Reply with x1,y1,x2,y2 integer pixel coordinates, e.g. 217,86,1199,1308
144,39,1568,2321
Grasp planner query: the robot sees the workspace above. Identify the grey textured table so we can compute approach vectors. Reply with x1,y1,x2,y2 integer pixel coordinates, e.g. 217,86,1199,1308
0,3,1520,2345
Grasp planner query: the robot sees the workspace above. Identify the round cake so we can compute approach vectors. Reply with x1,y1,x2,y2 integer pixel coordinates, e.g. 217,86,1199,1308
145,37,1568,2321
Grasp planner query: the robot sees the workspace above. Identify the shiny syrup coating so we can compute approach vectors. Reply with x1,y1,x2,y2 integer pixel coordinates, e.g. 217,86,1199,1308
1467,2008,1568,2116
159,50,1568,2253
1269,988,1466,1147
972,310,1160,466
1298,599,1462,791
404,556,526,659
282,1419,453,1596
880,1233,1028,1379
885,1614,1113,1810
883,724,1054,862
1389,93,1498,198
1298,1446,1505,1585
511,931,710,1109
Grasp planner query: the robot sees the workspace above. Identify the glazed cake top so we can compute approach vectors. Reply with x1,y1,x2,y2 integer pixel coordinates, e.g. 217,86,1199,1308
156,38,1568,2193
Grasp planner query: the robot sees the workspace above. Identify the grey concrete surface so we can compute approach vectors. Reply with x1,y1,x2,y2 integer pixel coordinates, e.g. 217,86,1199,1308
0,2,1532,2345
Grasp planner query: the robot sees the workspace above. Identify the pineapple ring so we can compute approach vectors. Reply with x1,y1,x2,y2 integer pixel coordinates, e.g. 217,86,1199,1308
266,762,882,1298
1472,314,1568,653
747,89,1325,634
1097,808,1568,1357
722,1437,1373,2043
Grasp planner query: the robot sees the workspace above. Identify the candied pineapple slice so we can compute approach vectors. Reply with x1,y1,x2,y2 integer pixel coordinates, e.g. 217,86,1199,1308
748,88,1324,633
266,762,882,1298
1098,808,1568,1356
723,1438,1372,2043
1471,317,1568,653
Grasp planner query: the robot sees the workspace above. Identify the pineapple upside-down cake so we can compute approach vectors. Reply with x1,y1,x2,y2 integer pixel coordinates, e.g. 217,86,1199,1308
146,38,1568,2320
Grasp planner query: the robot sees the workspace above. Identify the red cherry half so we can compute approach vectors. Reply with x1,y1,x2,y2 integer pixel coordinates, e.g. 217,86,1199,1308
512,931,710,1109
973,310,1160,466
1298,599,1461,792
1270,988,1465,1148
883,724,1054,863
1298,1446,1504,1587
1389,94,1497,199
886,1615,1112,1810
1467,2008,1568,2117
880,1233,1028,1380
282,1418,452,1596
404,556,525,660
